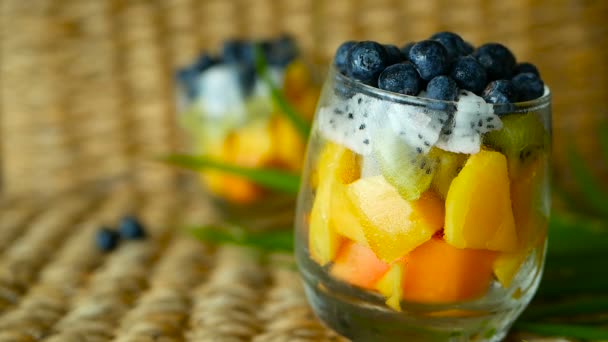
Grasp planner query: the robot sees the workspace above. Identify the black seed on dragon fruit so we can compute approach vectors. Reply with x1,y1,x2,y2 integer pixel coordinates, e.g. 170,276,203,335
318,93,381,155
435,90,502,154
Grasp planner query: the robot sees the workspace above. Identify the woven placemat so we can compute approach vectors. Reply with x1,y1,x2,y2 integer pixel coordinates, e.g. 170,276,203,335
0,185,570,342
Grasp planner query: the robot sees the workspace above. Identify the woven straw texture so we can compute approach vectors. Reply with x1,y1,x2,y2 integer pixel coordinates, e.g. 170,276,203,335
0,186,569,341
0,0,607,194
0,1,605,341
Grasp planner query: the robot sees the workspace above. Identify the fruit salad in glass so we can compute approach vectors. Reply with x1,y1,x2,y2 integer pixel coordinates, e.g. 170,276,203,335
176,35,318,228
295,32,551,341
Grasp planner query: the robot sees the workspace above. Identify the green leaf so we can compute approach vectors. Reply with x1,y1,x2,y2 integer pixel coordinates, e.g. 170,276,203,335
522,297,608,320
547,211,608,257
254,44,311,139
599,120,608,163
566,144,608,217
514,322,608,340
188,224,294,252
162,154,301,194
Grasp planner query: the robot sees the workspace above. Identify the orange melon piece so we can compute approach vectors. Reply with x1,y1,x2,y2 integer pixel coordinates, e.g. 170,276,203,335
308,143,360,265
376,263,405,311
445,150,518,251
402,237,497,303
493,157,550,287
331,241,389,290
346,176,444,263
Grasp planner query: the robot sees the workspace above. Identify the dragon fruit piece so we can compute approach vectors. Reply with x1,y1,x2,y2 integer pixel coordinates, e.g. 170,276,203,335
385,101,449,155
317,93,382,155
436,90,502,154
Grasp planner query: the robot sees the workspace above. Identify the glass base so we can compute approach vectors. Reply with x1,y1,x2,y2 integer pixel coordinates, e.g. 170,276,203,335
297,245,543,342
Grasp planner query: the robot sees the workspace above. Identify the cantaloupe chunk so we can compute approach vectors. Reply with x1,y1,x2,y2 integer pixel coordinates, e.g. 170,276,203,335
402,238,497,303
376,263,405,311
331,241,390,290
346,176,444,263
445,150,518,251
308,143,360,265
493,157,549,287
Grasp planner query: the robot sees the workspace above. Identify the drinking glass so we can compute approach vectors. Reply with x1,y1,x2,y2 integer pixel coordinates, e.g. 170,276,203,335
295,66,551,341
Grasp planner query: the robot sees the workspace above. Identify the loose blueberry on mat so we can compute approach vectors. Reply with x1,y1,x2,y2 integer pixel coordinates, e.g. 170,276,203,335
473,43,516,80
400,42,415,60
378,62,421,95
347,41,390,85
430,31,467,62
426,75,459,101
384,44,405,65
96,227,120,252
118,215,146,240
335,41,357,74
450,55,487,95
482,80,516,104
512,72,545,101
514,62,540,77
408,40,449,81
266,35,298,67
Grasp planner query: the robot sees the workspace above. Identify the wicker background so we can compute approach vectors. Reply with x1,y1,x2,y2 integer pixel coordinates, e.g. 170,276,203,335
0,0,607,195
0,2,604,341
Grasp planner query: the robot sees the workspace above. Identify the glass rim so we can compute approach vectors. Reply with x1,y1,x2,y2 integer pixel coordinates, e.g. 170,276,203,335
330,64,551,113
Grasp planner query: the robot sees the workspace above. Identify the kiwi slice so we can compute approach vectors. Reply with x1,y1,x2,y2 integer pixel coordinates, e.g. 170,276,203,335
430,149,469,199
483,112,549,178
373,127,438,201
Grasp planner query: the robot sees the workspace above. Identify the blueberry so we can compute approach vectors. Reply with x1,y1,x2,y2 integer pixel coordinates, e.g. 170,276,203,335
222,39,254,64
335,41,356,74
512,72,544,101
175,67,199,99
265,35,298,67
483,80,516,104
514,62,540,77
450,55,487,95
96,227,119,252
426,75,459,101
473,43,516,80
430,31,467,62
408,40,449,81
378,62,421,95
383,44,405,65
461,41,475,55
237,63,256,95
118,215,146,240
400,42,415,60
193,53,218,73
347,41,390,86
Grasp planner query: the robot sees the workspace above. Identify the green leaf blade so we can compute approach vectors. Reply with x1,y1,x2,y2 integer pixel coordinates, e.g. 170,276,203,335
254,44,311,139
162,154,301,195
566,144,608,217
189,224,294,252
514,322,608,340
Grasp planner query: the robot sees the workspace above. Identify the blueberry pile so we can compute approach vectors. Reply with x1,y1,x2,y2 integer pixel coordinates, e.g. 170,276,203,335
95,215,147,252
176,35,298,99
334,32,545,104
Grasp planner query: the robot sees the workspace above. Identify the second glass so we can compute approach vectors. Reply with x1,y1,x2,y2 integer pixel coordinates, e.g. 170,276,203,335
295,67,551,341
176,37,319,230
